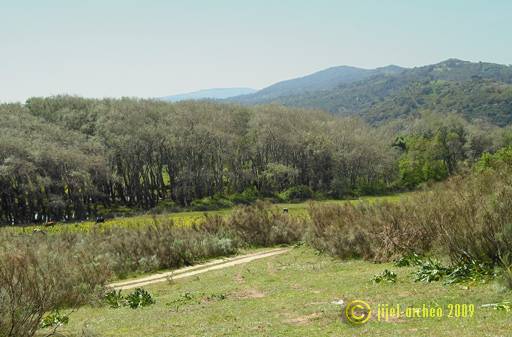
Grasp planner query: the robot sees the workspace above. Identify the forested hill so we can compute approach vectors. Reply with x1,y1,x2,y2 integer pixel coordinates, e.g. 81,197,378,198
231,59,512,126
231,64,404,104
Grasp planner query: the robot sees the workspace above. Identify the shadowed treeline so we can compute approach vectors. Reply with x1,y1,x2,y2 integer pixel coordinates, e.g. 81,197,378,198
0,96,510,225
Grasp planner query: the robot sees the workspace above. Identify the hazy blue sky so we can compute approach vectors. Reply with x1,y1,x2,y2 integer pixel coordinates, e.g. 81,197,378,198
1,0,511,102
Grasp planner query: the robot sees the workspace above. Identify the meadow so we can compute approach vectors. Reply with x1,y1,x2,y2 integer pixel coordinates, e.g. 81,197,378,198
55,247,512,337
7,195,403,234
4,159,512,337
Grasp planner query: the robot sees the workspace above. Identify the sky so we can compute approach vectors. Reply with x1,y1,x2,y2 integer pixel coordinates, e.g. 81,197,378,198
1,0,511,102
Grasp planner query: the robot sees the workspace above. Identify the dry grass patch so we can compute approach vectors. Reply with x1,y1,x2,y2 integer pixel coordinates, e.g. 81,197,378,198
284,312,323,325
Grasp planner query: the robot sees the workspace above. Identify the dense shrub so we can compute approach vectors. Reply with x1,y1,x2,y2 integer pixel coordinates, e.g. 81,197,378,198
306,200,431,261
279,185,313,202
94,223,238,277
0,220,242,336
125,288,156,309
306,202,378,259
475,145,512,171
202,201,304,247
228,187,260,205
306,164,512,274
400,168,512,265
0,237,110,337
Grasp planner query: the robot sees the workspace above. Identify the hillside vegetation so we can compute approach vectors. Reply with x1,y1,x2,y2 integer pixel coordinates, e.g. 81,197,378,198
232,64,404,103
233,59,512,126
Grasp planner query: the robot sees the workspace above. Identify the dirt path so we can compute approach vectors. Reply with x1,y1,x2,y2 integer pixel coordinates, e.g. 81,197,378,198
109,248,290,290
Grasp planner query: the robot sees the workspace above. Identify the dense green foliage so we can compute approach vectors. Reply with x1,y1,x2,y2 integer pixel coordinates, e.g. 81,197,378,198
0,95,510,225
476,144,512,171
1,97,399,224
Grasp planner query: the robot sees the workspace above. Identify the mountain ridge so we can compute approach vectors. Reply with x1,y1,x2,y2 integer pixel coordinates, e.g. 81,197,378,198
160,87,256,102
230,59,512,126
231,64,405,103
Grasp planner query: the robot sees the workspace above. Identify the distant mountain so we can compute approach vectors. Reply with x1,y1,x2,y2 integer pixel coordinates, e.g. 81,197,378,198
231,59,512,126
160,88,257,102
231,65,404,104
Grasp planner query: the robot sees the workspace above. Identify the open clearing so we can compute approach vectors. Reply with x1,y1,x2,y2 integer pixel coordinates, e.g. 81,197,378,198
12,194,404,233
60,247,512,337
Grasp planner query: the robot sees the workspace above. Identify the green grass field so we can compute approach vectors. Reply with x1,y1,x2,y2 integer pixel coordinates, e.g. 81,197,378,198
10,194,404,234
56,246,511,337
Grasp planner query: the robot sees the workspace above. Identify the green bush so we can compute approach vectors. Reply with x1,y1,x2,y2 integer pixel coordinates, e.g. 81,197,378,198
413,258,449,283
412,257,495,284
40,310,69,329
279,185,313,202
103,288,155,309
150,200,180,214
475,146,512,172
125,288,155,309
394,253,423,267
0,239,110,337
354,181,389,197
228,187,259,205
444,260,495,284
104,290,124,309
372,269,397,284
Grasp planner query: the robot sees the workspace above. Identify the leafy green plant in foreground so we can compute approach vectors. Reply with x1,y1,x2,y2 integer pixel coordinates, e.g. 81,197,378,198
413,258,449,283
40,310,69,329
413,257,495,284
125,288,156,309
372,269,397,283
394,253,423,267
444,260,495,284
103,288,155,309
104,290,125,309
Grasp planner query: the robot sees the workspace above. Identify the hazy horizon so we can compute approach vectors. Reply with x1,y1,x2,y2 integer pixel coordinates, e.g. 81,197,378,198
2,0,512,102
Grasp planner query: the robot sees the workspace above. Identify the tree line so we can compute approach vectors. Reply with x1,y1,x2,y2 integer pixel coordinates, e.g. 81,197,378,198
0,96,510,225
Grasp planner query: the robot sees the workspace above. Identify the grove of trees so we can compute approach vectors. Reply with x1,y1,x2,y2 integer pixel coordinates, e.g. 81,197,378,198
0,96,509,225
